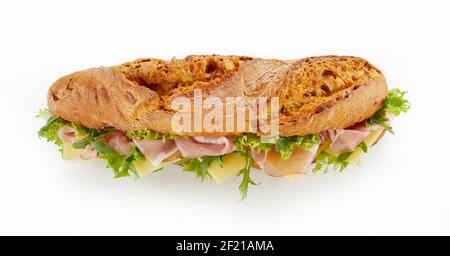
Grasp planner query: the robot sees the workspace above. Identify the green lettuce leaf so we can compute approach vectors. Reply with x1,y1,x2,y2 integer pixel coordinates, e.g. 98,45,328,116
366,88,410,134
180,156,222,182
236,152,258,200
312,151,352,173
37,108,104,152
72,128,101,149
235,133,272,153
94,141,143,178
275,134,320,160
127,129,181,141
384,88,411,116
235,133,320,161
358,141,368,153
37,110,69,152
36,108,53,121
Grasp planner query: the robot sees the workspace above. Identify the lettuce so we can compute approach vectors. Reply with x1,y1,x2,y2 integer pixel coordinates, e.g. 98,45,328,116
94,140,143,178
312,151,353,173
72,128,100,149
38,109,143,178
37,109,69,152
127,129,181,141
37,108,102,151
358,141,368,153
235,133,272,153
384,88,411,116
366,88,410,134
36,108,53,121
275,134,320,160
235,133,320,160
236,152,258,200
181,156,222,182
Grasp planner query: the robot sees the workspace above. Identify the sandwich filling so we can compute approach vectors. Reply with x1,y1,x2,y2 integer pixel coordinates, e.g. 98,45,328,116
38,88,409,199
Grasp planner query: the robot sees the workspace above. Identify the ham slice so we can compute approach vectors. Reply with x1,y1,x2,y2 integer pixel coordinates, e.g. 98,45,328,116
319,131,328,143
104,131,133,155
57,126,79,143
132,138,178,166
80,144,97,160
328,122,383,155
255,143,320,177
174,136,236,158
250,150,267,169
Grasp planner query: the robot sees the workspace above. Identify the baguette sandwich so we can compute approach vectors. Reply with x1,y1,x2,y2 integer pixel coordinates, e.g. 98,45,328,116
38,55,409,199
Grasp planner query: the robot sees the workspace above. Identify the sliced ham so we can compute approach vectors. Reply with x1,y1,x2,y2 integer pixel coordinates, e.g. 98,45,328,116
319,131,328,143
104,131,133,155
80,144,97,160
328,129,370,154
250,149,267,169
57,126,79,143
327,122,383,155
259,143,320,177
132,138,179,166
174,136,236,158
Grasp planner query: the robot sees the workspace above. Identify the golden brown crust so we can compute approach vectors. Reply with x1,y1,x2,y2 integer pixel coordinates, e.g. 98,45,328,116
279,77,387,136
48,67,160,131
48,55,388,136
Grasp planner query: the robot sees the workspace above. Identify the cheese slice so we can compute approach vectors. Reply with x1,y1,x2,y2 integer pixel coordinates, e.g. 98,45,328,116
347,129,385,164
62,142,84,160
208,152,247,184
315,137,331,158
134,158,180,177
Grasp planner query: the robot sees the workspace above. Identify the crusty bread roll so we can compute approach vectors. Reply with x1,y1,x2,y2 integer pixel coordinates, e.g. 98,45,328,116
48,55,387,136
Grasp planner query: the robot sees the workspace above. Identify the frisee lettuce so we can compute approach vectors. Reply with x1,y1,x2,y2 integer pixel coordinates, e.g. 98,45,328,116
275,134,320,160
36,108,53,121
74,132,143,178
235,133,320,160
384,88,411,116
127,129,181,141
365,110,394,134
180,156,222,182
37,109,143,178
94,141,143,178
312,151,353,173
366,88,410,134
92,140,115,154
358,141,368,153
72,128,100,149
37,109,69,152
37,108,103,151
235,133,272,153
236,152,258,200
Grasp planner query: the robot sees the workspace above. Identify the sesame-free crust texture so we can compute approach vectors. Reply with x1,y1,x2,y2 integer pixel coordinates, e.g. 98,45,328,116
48,55,388,136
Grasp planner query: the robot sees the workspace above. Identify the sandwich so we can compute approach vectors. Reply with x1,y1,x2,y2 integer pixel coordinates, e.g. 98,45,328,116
37,55,409,199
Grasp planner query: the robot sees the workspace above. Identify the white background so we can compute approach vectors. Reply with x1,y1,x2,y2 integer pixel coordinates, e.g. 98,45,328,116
0,0,449,235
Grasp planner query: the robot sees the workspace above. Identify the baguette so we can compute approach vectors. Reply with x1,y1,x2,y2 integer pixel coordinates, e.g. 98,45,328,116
40,55,410,199
48,55,387,135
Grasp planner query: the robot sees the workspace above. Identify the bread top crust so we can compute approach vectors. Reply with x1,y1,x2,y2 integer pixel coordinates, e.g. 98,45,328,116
48,55,388,136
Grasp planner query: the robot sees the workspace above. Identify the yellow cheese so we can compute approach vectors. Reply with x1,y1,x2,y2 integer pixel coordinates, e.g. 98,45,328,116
62,142,83,160
208,153,247,184
347,129,385,164
134,158,179,177
315,137,332,158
